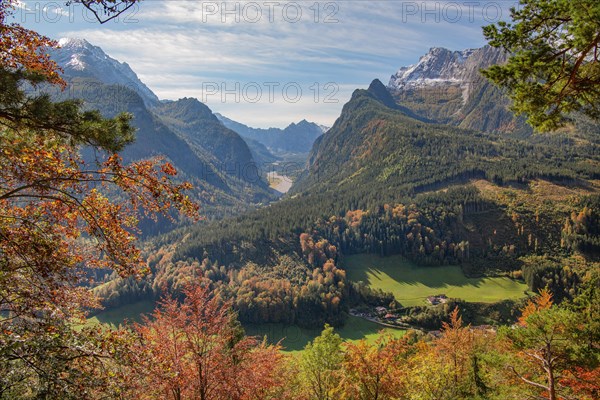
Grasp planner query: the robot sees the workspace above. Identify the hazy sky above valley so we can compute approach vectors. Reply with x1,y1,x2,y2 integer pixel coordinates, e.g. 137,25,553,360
18,0,516,128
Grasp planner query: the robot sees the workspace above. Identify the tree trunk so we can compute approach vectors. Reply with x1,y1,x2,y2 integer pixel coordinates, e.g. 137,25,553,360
547,366,556,400
545,342,556,400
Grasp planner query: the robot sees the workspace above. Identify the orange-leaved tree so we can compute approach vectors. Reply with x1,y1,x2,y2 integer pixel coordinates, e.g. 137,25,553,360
503,289,592,400
341,334,407,400
0,0,62,83
405,307,479,399
0,0,199,396
130,283,285,400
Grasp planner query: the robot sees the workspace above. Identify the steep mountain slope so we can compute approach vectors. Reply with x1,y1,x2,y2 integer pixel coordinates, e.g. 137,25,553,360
154,98,265,188
97,75,599,330
70,39,598,331
216,114,326,153
388,46,531,135
51,38,159,108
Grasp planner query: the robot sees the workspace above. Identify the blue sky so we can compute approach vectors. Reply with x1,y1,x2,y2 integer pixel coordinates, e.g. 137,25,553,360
17,1,518,128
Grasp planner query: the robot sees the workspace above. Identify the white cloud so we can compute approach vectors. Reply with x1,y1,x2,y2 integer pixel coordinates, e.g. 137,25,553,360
53,1,507,127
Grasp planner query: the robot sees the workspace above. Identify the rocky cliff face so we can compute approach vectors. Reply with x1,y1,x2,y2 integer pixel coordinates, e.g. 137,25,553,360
389,46,506,103
387,46,530,135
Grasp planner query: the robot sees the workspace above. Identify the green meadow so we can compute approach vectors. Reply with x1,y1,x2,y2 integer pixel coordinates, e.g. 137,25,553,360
86,253,527,350
87,302,404,352
245,315,405,353
343,254,529,306
85,300,155,328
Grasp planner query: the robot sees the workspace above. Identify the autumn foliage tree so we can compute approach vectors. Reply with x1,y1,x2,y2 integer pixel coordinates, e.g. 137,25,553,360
0,0,62,83
405,308,480,399
436,308,475,391
341,335,407,400
130,283,284,400
503,288,599,400
0,0,199,396
299,324,344,400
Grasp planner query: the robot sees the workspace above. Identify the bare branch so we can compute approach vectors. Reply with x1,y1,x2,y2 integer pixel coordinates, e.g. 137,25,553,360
73,0,139,24
509,366,550,392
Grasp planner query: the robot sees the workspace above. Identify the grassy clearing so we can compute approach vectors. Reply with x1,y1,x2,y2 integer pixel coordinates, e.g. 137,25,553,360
472,178,600,213
343,254,529,307
85,300,155,329
244,315,405,353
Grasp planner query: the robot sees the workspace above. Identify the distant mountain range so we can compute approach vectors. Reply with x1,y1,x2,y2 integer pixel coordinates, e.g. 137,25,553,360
45,38,334,221
47,38,275,222
216,113,327,154
45,39,600,236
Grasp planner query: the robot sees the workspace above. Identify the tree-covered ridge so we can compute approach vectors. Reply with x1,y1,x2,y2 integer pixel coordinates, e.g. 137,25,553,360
294,79,599,197
95,179,599,330
154,98,264,188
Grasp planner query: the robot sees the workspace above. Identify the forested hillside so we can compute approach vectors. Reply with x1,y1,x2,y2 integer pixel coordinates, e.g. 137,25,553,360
96,74,600,330
295,78,598,195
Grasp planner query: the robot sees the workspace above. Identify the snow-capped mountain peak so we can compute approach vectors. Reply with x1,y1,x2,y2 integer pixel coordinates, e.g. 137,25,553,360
389,47,477,90
58,37,89,48
57,38,92,71
317,124,330,133
387,46,506,103
50,37,159,107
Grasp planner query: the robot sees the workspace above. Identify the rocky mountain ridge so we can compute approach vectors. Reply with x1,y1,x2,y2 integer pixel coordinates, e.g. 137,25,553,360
387,45,530,134
52,38,160,107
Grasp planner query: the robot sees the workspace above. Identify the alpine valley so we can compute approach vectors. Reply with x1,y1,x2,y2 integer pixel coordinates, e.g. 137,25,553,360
46,38,329,226
55,39,599,338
